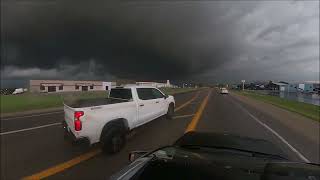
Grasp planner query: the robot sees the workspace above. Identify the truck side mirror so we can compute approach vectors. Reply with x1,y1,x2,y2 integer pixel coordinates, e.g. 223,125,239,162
164,94,169,99
129,151,148,162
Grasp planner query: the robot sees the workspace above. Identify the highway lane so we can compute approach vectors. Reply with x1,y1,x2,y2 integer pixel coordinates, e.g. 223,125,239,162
1,111,64,133
47,89,319,179
1,88,319,179
197,90,319,163
49,89,318,180
0,90,205,180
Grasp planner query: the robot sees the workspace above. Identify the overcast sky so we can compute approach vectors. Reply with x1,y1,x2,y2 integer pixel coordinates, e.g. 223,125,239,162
1,0,319,87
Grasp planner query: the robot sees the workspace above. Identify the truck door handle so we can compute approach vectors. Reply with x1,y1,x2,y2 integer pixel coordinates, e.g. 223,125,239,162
155,101,159,103
139,104,144,107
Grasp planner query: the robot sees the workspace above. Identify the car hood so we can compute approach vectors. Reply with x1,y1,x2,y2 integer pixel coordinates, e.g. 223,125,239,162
110,132,319,180
174,131,287,158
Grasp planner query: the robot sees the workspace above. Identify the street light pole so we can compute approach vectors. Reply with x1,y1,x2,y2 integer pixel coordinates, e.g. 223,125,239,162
241,80,245,91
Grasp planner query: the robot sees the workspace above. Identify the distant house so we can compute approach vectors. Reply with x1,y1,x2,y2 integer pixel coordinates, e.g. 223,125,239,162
268,82,297,93
266,81,319,93
303,83,314,93
265,81,280,90
298,81,320,93
273,82,288,92
286,83,298,93
264,81,298,92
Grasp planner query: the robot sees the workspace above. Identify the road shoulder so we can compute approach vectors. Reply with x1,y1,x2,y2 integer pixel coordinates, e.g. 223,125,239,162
230,92,320,144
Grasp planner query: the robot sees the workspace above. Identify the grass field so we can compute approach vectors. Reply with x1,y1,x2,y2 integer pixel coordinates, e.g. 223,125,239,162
0,88,201,114
0,91,108,114
234,90,320,122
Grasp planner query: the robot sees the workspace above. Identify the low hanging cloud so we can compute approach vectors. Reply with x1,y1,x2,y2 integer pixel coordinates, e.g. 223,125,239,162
1,0,319,85
1,59,115,80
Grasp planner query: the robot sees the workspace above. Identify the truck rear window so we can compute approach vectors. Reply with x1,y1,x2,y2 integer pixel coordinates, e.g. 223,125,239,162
109,88,132,100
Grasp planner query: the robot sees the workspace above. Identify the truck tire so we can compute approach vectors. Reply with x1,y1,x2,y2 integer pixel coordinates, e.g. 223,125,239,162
101,125,126,154
166,103,174,119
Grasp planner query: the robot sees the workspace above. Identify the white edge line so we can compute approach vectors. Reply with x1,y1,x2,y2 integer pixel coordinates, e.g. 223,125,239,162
0,122,62,136
1,111,63,121
246,112,311,163
230,98,311,163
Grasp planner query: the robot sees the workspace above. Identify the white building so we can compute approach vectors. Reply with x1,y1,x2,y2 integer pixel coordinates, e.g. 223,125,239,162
102,82,116,91
30,80,116,93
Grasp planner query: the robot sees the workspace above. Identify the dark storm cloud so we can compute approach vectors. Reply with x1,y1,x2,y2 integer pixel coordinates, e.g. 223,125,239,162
1,0,319,83
2,1,235,80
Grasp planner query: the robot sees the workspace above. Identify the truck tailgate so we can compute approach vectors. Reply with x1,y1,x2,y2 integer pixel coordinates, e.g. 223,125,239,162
64,104,75,131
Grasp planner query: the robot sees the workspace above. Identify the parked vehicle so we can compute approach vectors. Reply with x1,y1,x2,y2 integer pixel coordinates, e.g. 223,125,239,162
63,85,175,153
220,88,229,94
12,88,27,95
110,132,320,180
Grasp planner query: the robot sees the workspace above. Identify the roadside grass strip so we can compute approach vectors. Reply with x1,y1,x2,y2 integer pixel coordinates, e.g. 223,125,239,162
234,90,320,122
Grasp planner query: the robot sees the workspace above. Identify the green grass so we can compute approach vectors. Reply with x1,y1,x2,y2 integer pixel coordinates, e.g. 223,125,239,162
234,90,320,122
0,91,108,114
1,88,203,114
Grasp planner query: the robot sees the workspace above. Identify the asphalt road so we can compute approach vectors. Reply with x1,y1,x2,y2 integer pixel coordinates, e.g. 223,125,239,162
1,89,319,180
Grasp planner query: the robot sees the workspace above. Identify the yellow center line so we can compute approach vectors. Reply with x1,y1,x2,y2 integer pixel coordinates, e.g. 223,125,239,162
185,90,212,133
22,90,202,180
22,148,102,180
173,114,196,119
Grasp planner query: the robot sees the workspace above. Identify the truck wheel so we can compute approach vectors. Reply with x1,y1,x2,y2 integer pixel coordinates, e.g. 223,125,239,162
166,104,174,119
101,126,126,154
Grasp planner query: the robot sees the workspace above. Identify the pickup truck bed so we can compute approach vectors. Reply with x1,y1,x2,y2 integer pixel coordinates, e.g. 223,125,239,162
65,98,129,108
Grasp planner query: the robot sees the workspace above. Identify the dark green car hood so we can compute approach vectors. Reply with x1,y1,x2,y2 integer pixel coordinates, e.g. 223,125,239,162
175,131,287,158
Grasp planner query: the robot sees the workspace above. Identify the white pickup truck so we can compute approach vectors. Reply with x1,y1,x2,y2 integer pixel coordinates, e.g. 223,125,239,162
63,85,175,153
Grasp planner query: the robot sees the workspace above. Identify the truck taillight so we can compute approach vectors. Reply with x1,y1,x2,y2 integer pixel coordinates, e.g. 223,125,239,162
74,120,82,131
74,111,84,131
